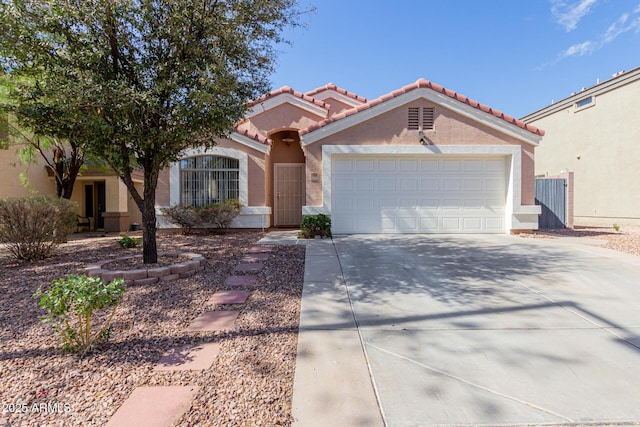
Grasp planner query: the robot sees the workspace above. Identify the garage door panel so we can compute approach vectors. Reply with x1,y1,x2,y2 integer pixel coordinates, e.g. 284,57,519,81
332,155,506,234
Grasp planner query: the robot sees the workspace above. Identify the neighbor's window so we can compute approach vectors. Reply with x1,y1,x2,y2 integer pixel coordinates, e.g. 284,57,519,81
180,155,239,207
575,96,594,110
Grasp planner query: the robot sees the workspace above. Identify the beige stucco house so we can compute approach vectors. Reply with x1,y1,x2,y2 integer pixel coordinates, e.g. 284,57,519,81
157,79,544,234
522,66,640,226
0,146,143,232
1,78,543,234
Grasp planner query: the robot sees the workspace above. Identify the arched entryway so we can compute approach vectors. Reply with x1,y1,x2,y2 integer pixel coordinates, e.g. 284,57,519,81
268,129,305,227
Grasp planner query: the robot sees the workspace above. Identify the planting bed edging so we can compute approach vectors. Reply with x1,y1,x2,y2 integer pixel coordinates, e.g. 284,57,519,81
85,252,205,285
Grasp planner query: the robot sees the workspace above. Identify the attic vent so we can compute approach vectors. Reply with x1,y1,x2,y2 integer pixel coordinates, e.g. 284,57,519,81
408,107,420,130
422,107,434,130
408,107,435,130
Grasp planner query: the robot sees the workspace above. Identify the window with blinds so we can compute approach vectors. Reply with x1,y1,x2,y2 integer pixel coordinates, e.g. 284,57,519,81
180,156,239,207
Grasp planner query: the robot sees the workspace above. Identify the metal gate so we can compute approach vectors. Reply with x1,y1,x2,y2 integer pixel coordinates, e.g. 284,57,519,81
535,178,567,229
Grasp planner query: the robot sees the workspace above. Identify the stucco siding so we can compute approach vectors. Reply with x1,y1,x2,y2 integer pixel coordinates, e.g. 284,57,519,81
526,70,640,224
0,147,55,198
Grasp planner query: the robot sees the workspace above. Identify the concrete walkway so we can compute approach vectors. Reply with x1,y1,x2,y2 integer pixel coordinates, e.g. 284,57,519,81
280,232,640,427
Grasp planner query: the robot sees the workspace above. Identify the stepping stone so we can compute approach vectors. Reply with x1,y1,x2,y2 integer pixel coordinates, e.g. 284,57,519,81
224,275,258,287
242,253,270,262
186,311,240,332
154,343,221,371
234,262,264,273
206,290,250,305
105,386,199,427
248,245,274,253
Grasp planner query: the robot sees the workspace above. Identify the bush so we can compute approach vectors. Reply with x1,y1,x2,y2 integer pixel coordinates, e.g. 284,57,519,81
34,275,125,354
0,196,77,261
118,233,142,248
299,214,332,239
162,200,242,233
160,204,200,234
199,199,242,230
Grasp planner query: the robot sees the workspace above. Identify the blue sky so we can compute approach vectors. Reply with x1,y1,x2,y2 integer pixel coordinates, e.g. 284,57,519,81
271,0,640,118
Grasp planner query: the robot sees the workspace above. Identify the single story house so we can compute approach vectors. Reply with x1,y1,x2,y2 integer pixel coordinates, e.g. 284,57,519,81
156,79,544,234
522,66,640,226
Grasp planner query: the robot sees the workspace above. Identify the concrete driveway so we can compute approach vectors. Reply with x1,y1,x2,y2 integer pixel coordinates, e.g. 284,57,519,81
290,234,640,426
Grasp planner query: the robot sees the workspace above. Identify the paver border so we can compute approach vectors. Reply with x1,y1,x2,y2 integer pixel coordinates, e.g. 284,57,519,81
85,252,205,285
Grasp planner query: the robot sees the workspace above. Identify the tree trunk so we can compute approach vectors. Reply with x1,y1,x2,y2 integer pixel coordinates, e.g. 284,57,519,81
141,192,158,264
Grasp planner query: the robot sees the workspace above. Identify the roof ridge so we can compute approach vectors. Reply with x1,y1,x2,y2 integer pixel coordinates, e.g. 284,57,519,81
305,82,367,103
250,85,329,110
300,78,544,137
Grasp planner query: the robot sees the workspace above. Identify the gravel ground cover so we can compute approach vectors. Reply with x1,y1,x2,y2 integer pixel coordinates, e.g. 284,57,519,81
536,224,640,256
0,230,305,426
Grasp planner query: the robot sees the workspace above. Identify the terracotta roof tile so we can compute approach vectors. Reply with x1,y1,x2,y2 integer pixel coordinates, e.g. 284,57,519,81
300,78,544,136
305,83,367,103
250,85,329,110
233,126,272,145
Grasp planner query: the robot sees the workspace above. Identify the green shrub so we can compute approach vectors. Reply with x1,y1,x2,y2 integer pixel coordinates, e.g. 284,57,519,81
299,214,332,239
0,196,77,261
199,199,242,230
34,275,125,354
118,233,142,248
613,224,621,232
160,204,200,234
162,200,242,233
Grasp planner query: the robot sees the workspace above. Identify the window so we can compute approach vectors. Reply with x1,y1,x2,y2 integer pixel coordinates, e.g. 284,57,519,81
408,107,434,130
180,155,239,207
575,96,594,111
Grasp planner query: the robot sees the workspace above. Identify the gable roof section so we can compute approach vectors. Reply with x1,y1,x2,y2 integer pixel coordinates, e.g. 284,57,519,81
300,78,544,146
305,83,367,108
230,125,272,154
246,85,329,119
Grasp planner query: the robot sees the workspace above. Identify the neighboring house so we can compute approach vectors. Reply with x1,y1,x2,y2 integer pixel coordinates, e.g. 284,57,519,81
522,66,640,226
0,145,144,232
156,79,544,234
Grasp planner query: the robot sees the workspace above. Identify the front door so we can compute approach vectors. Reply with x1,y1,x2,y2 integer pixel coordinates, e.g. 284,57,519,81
274,163,305,227
96,182,106,229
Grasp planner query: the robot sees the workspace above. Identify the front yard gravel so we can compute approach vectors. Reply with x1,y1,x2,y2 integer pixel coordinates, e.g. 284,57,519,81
0,231,305,426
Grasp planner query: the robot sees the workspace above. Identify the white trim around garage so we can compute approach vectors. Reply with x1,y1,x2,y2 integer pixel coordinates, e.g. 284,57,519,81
301,144,540,233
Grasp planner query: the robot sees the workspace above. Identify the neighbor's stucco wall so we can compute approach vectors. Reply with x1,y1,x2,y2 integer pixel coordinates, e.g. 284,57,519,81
526,75,640,225
0,146,55,198
304,99,536,207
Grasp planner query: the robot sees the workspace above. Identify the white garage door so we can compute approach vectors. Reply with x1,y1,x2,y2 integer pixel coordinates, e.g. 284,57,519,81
331,155,507,234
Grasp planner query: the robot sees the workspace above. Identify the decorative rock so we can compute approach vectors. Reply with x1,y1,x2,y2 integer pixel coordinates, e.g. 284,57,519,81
133,277,159,286
179,270,196,279
224,275,258,287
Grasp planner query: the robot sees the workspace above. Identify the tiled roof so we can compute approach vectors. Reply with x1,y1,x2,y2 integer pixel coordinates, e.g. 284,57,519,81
300,78,544,136
233,125,272,145
305,83,367,103
250,85,329,110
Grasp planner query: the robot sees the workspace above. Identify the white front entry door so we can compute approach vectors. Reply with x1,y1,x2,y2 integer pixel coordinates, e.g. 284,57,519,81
274,163,306,227
331,155,507,234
